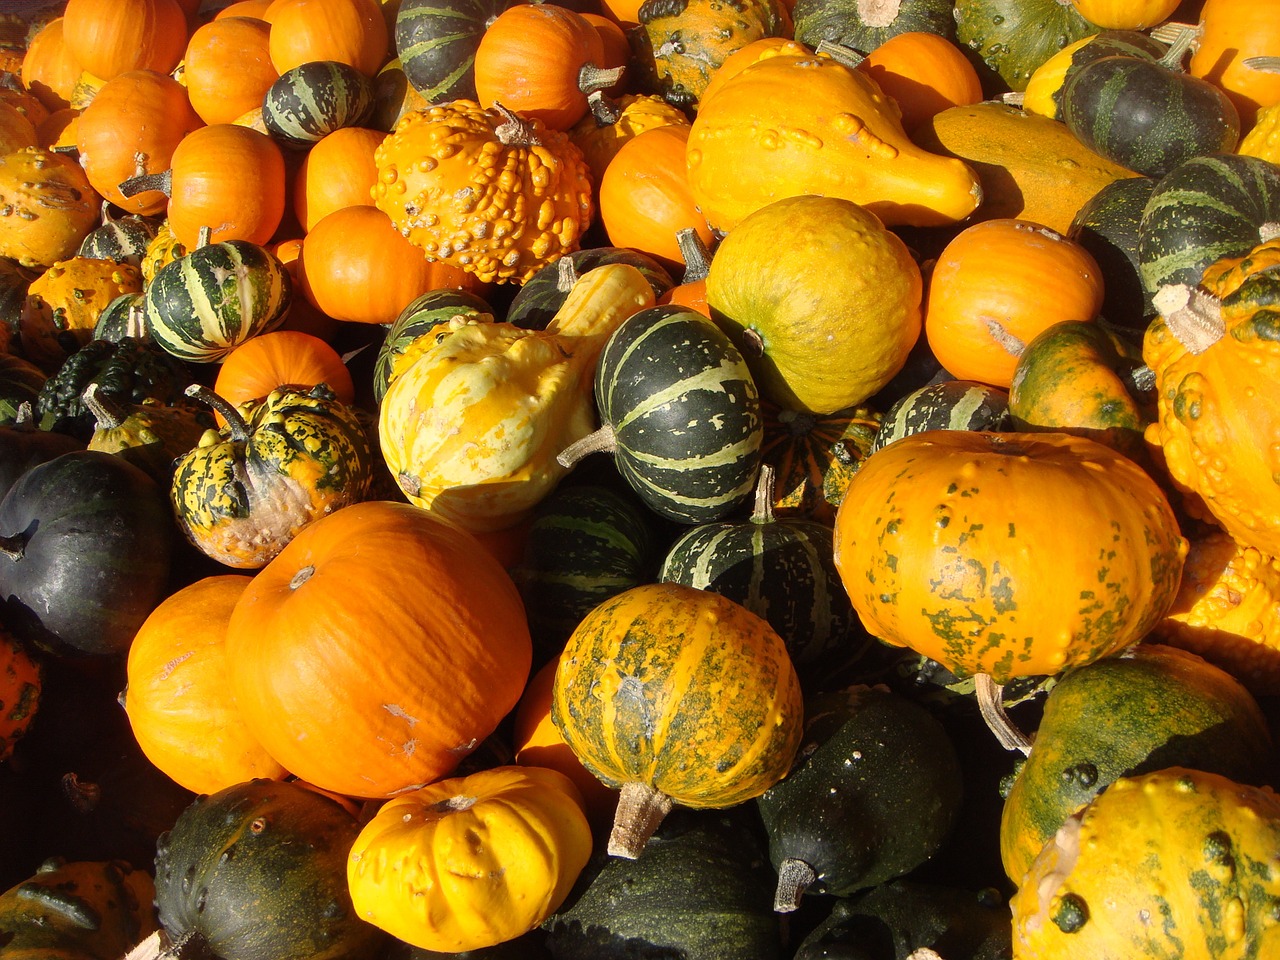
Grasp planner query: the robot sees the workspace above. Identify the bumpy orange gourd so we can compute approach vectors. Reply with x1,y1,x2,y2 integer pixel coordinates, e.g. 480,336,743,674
373,101,594,283
0,146,100,269
833,430,1187,682
20,256,144,368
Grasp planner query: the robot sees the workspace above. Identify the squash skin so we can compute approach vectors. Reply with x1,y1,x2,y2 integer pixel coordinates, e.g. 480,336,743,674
953,0,1095,93
832,430,1187,681
1068,173,1157,326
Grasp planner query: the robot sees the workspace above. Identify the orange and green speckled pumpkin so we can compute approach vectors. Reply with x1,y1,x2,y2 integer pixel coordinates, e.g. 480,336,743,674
1012,767,1280,959
0,626,39,762
347,765,592,953
551,581,804,859
832,430,1187,682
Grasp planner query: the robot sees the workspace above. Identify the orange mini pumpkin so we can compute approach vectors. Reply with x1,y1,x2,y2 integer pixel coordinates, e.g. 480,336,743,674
214,329,355,416
182,14,279,126
60,0,189,81
265,0,389,76
292,126,383,232
859,31,984,134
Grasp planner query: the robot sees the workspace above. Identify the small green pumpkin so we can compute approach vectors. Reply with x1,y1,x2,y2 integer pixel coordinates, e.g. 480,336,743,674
1068,174,1157,327
869,379,1011,454
792,0,956,55
394,0,521,105
953,0,1096,93
262,60,376,150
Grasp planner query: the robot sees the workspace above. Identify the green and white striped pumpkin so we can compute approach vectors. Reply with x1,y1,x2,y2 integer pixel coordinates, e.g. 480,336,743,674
372,288,494,405
144,240,291,363
394,0,518,104
77,214,161,267
262,60,375,150
870,379,1011,454
594,304,763,525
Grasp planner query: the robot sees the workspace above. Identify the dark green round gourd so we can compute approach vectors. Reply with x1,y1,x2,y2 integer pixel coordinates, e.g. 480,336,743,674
1061,54,1240,178
0,406,83,503
77,213,160,267
0,354,46,427
585,304,763,524
1069,175,1157,326
542,808,781,960
755,685,964,911
92,291,148,342
263,61,375,150
953,0,1095,93
506,248,675,331
394,0,518,104
869,379,1010,454
0,450,173,657
791,0,955,57
372,288,494,405
658,464,858,682
152,779,386,960
386,931,552,960
1137,152,1280,296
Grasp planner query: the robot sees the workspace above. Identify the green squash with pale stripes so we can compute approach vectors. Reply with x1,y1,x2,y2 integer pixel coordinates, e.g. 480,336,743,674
262,60,375,150
144,240,291,363
394,0,518,104
594,305,763,525
870,379,1011,454
77,214,160,267
372,288,494,405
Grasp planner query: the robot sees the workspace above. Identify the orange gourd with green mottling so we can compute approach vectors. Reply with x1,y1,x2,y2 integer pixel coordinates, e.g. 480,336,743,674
1144,238,1280,559
832,430,1187,682
1012,767,1280,959
347,765,592,952
0,626,39,762
19,256,144,369
551,581,804,859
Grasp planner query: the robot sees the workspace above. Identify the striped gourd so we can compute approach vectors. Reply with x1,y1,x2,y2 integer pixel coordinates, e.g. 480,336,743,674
1068,174,1157,326
372,289,494,405
870,380,1011,454
759,401,881,524
507,248,675,331
592,305,763,524
77,214,161,267
394,0,517,104
262,61,375,150
93,292,147,342
144,240,291,363
1138,153,1280,297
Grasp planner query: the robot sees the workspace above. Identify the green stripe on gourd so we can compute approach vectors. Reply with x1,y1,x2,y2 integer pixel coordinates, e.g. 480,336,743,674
77,214,160,267
394,0,516,104
792,0,954,56
585,304,763,524
870,379,1011,454
953,0,1095,92
144,240,291,363
263,61,375,149
1139,153,1280,297
507,248,675,331
373,289,494,405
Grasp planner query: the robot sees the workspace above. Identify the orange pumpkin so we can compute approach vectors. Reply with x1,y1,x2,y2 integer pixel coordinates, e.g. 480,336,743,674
924,219,1104,388
265,0,389,77
214,330,356,415
183,15,279,126
270,237,342,341
61,0,189,81
859,31,984,135
583,12,631,88
292,126,383,232
0,100,37,155
0,626,40,763
1189,0,1280,131
123,575,289,795
216,0,274,17
75,69,203,215
224,499,533,798
21,17,84,113
298,205,483,324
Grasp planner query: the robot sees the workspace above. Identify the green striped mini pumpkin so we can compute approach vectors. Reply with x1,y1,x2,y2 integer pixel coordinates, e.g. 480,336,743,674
394,0,518,104
594,304,763,525
870,379,1011,454
144,240,291,363
77,214,161,267
372,288,494,405
262,60,375,150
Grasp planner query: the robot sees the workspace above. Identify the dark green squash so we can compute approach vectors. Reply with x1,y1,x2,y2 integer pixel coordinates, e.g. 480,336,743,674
506,248,675,332
0,450,173,657
868,379,1010,454
372,288,494,405
953,0,1095,93
76,213,161,267
386,931,553,960
1069,174,1158,327
1137,152,1280,297
755,685,964,911
1033,29,1166,121
394,0,519,105
91,291,148,342
542,808,781,960
150,779,386,960
1061,53,1240,178
0,257,37,346
262,60,375,150
0,405,83,503
573,304,763,525
998,643,1277,887
0,354,47,427
792,0,955,56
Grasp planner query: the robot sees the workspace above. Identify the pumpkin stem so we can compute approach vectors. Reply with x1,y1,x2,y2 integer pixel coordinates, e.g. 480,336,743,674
122,929,205,960
122,930,164,960
1157,25,1198,70
492,102,543,147
1152,283,1225,355
12,401,35,431
117,168,172,200
814,40,864,70
0,531,26,561
773,857,816,913
587,88,622,126
1244,56,1280,75
608,781,674,859
1260,221,1280,243
196,225,211,250
81,382,127,430
1148,21,1199,49
556,255,580,293
854,0,904,29
741,327,765,359
985,318,1025,359
125,302,149,340
750,463,776,524
556,422,617,468
185,384,251,441
904,950,945,960
1000,91,1026,107
975,673,1033,756
674,227,712,284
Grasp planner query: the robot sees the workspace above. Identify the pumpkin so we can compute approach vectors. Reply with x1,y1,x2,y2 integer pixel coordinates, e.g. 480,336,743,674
791,0,955,56
19,256,144,371
1067,173,1157,326
261,59,375,149
171,383,374,569
371,288,495,405
998,642,1275,888
832,430,1188,682
266,0,389,77
1011,768,1280,959
83,384,213,483
0,626,39,763
347,765,593,953
74,69,203,215
924,219,1105,389
214,330,355,415
952,0,1095,93
1020,29,1165,121
1069,0,1179,29
77,212,161,268
393,0,519,105
21,18,84,113
368,57,432,132
706,194,922,414
292,125,383,231
223,500,532,798
858,30,984,134
568,92,690,185
372,100,594,284
0,99,37,155
685,51,983,233
122,575,288,795
182,14,278,125
869,379,1012,453
146,778,386,960
505,246,675,331
1188,0,1280,131
552,581,804,858
60,0,188,81
0,147,100,270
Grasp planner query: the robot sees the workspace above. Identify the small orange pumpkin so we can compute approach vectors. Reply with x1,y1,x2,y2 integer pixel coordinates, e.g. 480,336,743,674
182,14,278,126
859,31,984,134
292,126,384,232
21,17,85,113
213,329,355,415
61,0,189,81
265,0,389,77
1189,0,1280,131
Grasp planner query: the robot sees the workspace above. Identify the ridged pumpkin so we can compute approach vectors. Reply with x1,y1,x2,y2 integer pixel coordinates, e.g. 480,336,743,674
224,500,533,798
552,581,804,858
60,0,188,81
347,765,592,952
213,330,355,415
832,431,1188,682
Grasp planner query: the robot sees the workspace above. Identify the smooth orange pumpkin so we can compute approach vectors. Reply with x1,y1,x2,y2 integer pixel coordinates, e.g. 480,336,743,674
61,0,189,81
183,15,279,126
292,126,383,232
224,499,533,798
265,0,389,77
270,236,342,341
214,330,356,415
21,17,84,113
924,219,1104,388
1189,0,1280,131
859,31,984,135
216,0,274,17
123,574,289,795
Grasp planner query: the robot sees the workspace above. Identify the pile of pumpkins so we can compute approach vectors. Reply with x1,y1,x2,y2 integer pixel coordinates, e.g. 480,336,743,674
2,0,1280,956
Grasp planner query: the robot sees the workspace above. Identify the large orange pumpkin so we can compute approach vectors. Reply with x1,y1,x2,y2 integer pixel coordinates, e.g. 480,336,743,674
224,500,533,799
